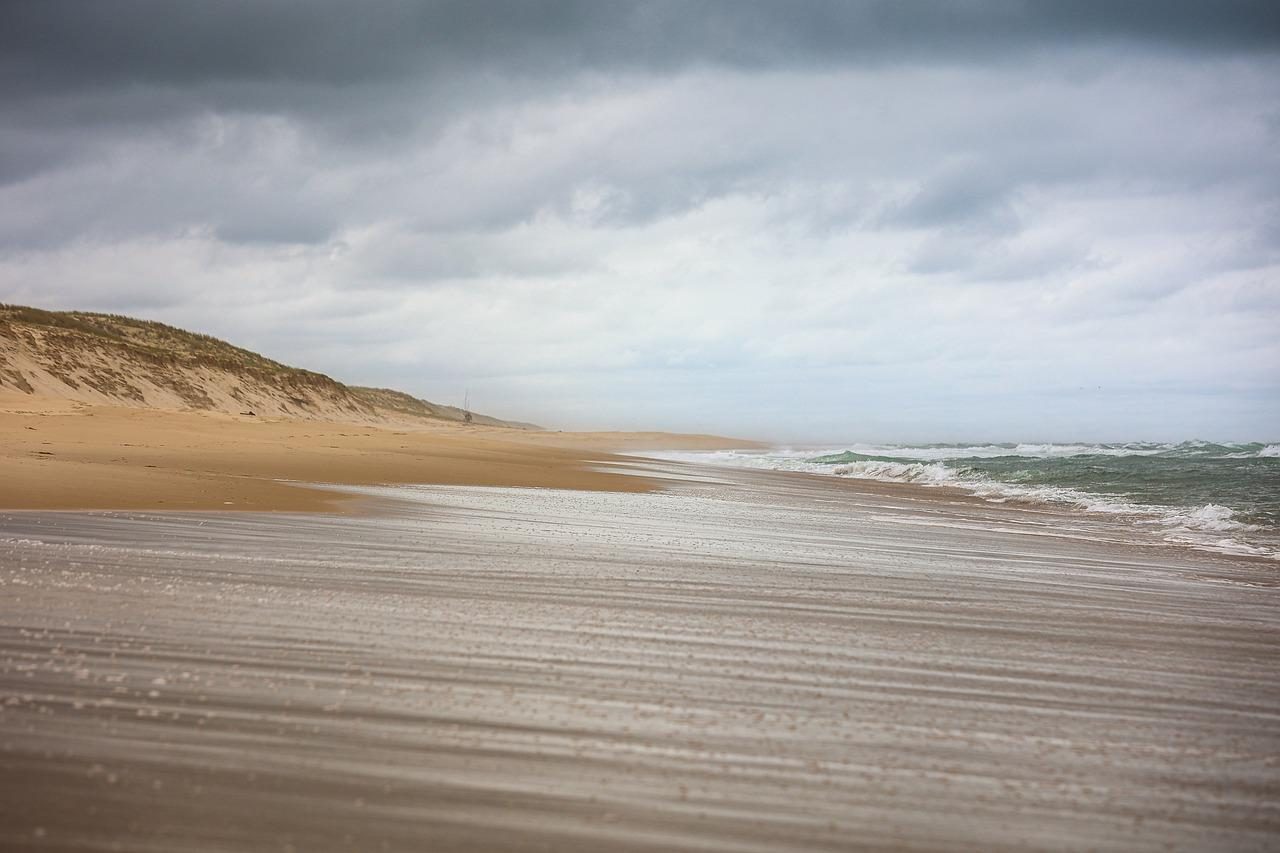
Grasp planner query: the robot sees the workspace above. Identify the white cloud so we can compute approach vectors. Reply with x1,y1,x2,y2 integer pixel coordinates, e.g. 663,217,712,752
2,47,1277,440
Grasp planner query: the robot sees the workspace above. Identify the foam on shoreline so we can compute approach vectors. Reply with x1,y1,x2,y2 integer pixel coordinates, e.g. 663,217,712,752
645,444,1280,560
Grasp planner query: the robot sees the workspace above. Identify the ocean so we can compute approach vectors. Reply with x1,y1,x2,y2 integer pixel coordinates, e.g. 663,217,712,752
650,441,1280,560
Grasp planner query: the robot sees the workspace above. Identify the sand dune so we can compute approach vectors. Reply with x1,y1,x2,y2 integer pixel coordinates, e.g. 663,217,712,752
0,303,532,426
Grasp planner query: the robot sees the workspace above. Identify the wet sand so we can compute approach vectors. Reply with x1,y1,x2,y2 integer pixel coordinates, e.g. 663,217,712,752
1,462,1278,851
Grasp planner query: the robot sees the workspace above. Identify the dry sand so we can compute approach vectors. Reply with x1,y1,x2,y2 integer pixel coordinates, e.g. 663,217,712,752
0,391,760,512
1,461,1278,851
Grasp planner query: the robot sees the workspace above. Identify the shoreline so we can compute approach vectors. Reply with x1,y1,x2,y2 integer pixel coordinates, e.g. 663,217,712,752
5,395,1274,571
644,446,1280,565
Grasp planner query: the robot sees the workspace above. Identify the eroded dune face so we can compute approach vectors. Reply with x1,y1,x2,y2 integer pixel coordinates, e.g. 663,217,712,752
0,304,530,426
0,305,368,419
2,464,1278,852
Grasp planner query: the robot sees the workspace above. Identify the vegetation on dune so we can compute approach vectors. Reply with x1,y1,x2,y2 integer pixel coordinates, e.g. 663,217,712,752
2,304,332,380
349,386,441,418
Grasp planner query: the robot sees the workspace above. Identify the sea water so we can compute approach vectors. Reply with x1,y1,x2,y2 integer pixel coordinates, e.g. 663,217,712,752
651,441,1280,559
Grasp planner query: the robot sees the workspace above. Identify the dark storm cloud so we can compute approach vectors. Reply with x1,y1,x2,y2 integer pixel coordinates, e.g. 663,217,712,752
4,1,1278,99
2,0,1276,221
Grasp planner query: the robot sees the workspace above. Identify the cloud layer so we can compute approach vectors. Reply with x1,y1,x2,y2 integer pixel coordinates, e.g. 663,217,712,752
3,2,1278,440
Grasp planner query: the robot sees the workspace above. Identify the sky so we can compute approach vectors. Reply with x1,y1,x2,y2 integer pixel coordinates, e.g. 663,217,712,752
2,1,1278,442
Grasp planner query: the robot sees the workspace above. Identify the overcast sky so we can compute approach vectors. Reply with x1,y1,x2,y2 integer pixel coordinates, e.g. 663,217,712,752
2,1,1278,442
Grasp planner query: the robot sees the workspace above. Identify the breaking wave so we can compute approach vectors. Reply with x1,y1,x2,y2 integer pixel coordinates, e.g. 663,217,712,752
650,441,1280,560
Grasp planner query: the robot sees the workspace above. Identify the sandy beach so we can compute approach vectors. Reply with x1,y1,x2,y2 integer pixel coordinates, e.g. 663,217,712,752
2,457,1277,851
0,393,760,512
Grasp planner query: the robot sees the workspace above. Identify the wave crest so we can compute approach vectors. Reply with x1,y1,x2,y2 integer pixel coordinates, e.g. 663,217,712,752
831,460,956,484
647,447,1277,560
1153,503,1254,534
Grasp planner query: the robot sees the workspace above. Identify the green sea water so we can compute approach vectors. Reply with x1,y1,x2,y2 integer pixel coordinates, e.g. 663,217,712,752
810,442,1280,530
657,441,1280,559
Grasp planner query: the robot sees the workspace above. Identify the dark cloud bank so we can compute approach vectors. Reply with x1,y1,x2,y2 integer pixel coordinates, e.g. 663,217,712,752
5,1,1278,86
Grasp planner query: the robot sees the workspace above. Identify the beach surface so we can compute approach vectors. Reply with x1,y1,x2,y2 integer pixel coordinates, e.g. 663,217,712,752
2,460,1277,851
0,392,759,511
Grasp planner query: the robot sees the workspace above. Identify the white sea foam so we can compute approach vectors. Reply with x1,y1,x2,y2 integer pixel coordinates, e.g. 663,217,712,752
836,442,1173,460
647,448,1277,560
813,442,1161,461
652,444,1173,464
1155,503,1250,532
806,440,1276,461
831,460,956,483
